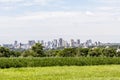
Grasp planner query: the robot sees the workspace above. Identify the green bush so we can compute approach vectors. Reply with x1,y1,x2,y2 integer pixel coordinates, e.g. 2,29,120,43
88,48,102,57
0,57,120,68
58,48,76,57
76,48,89,57
102,48,116,57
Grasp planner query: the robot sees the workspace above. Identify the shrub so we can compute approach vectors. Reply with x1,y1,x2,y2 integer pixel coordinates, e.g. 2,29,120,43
76,48,89,57
21,50,36,57
103,48,116,57
58,48,76,57
0,57,120,68
88,48,102,57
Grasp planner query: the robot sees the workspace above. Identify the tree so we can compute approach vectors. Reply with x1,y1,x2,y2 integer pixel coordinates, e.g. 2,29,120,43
102,48,116,57
116,51,120,57
31,43,44,57
10,51,21,57
0,47,11,57
58,48,76,57
88,48,102,57
76,48,89,57
21,50,36,57
45,50,60,57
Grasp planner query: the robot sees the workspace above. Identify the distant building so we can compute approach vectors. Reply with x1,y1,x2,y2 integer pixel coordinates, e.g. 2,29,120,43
3,44,14,49
58,38,63,47
64,41,69,48
52,39,58,49
40,40,44,45
14,40,19,48
19,43,29,49
76,39,80,47
86,39,92,47
28,40,36,48
14,41,18,46
77,39,80,45
28,40,35,45
70,39,75,47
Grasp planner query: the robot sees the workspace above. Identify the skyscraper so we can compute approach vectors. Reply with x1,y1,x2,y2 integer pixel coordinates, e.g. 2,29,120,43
53,39,58,48
59,38,63,47
70,39,75,47
14,41,18,45
77,39,80,44
28,40,36,47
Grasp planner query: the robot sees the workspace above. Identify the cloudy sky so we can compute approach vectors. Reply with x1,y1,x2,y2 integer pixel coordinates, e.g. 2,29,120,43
0,0,120,44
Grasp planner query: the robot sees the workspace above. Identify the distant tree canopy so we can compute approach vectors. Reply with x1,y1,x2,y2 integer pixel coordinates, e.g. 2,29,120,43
0,43,120,57
58,48,76,57
44,47,118,57
76,48,89,57
0,47,11,57
31,43,44,57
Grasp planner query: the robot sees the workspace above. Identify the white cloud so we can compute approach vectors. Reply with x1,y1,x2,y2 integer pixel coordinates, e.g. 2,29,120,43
21,0,51,6
15,11,118,25
0,0,64,11
0,0,24,3
97,7,114,11
16,11,82,20
0,11,119,34
0,0,120,43
0,0,63,6
0,6,16,10
29,0,63,6
85,11,95,16
100,0,120,3
92,0,120,3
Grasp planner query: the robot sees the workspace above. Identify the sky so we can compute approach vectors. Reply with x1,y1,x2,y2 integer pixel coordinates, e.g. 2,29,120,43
0,0,120,44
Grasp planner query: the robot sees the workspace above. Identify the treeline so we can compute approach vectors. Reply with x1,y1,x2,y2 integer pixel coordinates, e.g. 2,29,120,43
45,47,120,57
0,43,44,57
0,43,120,57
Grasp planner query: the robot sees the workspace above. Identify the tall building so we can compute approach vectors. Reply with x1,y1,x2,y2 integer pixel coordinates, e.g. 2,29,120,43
77,39,80,45
76,39,80,47
14,40,18,48
64,41,69,48
14,41,18,45
28,40,36,48
70,39,75,47
39,40,44,46
86,39,92,47
52,39,58,48
46,41,52,49
28,40,36,45
59,38,63,47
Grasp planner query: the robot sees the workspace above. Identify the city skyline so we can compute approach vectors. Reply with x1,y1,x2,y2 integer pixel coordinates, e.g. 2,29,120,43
0,0,120,44
2,38,102,50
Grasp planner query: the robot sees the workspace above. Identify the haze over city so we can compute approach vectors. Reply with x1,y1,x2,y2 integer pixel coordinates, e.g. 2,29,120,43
0,0,120,44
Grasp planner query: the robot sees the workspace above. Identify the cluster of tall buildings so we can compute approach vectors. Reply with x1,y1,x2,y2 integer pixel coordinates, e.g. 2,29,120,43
2,38,102,50
42,38,102,49
39,38,82,49
2,40,36,50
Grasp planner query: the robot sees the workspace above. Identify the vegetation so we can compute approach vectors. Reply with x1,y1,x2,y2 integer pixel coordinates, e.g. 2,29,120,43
0,43,120,57
0,43,120,68
0,65,120,80
31,43,44,57
0,57,120,68
45,47,119,57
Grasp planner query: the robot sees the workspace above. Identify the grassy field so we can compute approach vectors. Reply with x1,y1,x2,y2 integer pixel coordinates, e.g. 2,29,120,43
0,65,120,80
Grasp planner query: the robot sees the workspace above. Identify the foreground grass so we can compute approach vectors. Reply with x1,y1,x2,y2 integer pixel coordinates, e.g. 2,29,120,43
0,65,120,80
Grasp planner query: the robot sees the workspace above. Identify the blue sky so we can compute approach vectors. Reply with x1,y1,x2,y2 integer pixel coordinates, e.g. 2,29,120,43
0,0,120,44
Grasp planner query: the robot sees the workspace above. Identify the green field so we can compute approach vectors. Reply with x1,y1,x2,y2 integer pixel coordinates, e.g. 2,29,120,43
0,65,120,80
